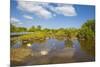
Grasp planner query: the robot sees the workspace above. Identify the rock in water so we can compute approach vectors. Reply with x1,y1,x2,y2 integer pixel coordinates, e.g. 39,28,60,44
11,48,32,66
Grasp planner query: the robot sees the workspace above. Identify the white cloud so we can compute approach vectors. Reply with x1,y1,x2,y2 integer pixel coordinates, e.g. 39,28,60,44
23,15,33,20
11,17,20,22
17,1,52,19
11,17,22,26
52,5,77,16
17,1,77,19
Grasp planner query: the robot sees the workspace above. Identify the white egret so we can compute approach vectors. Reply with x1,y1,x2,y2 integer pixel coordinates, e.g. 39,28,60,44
40,50,48,55
27,43,32,47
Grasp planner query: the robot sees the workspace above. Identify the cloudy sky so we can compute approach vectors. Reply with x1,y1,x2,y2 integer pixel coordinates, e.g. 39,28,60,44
10,0,95,29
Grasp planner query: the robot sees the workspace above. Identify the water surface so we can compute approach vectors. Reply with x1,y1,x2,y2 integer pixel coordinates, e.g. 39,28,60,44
11,38,95,65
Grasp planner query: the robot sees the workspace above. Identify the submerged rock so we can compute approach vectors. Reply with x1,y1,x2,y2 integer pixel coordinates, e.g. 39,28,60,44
11,48,32,66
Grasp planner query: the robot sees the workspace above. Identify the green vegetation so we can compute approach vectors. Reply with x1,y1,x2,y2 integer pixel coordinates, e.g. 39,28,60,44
78,19,95,57
11,24,27,32
19,32,47,41
77,20,95,40
11,19,95,41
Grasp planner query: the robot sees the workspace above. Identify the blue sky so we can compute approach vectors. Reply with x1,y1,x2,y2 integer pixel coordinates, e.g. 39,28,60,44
10,0,95,29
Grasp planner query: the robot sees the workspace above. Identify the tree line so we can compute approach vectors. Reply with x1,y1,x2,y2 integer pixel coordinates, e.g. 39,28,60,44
11,19,95,40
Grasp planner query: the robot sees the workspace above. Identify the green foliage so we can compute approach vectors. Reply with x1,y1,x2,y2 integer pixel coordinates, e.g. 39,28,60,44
11,19,95,40
19,31,47,41
77,19,95,40
37,25,42,31
28,26,36,32
28,25,42,32
55,30,65,36
82,20,95,32
10,24,16,32
65,28,79,39
10,24,27,32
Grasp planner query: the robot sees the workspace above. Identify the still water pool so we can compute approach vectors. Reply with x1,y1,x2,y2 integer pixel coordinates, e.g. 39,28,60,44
11,38,95,66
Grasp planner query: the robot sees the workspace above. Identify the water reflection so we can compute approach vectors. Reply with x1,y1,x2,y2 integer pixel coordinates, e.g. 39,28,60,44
40,50,48,55
27,43,32,47
11,38,95,66
64,39,73,48
80,39,95,57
